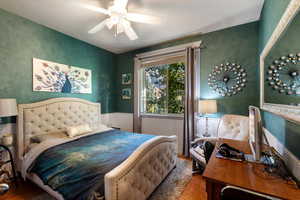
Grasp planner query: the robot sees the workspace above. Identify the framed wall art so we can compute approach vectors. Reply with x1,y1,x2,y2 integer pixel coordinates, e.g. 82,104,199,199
122,88,131,100
122,73,132,85
33,58,92,94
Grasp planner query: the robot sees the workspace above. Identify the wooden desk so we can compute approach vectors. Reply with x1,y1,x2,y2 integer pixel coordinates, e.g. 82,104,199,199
203,139,300,200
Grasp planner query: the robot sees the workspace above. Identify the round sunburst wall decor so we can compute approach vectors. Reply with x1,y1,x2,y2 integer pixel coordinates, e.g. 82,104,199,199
267,53,300,95
208,62,247,97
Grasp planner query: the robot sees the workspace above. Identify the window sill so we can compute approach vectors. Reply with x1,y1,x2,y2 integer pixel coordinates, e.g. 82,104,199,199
140,113,184,120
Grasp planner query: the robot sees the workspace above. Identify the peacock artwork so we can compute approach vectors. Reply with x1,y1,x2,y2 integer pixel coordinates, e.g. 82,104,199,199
33,58,92,94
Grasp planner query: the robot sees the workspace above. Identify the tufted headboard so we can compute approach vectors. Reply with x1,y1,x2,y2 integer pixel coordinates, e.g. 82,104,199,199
16,98,101,169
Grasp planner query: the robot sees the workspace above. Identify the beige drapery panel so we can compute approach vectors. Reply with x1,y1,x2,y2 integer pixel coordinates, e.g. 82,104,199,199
183,47,199,157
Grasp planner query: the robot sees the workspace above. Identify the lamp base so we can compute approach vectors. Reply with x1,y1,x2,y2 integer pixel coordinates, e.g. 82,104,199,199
203,116,211,137
0,183,9,195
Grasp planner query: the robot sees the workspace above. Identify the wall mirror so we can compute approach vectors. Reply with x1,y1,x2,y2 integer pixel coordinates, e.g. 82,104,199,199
260,0,300,122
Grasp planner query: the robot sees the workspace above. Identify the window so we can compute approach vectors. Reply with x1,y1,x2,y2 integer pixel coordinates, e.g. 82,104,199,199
141,62,185,115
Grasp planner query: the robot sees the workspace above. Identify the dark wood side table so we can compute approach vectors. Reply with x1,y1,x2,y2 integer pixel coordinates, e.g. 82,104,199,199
203,139,300,200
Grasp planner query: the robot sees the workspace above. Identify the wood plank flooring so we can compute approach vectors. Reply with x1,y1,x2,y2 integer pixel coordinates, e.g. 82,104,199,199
0,161,207,200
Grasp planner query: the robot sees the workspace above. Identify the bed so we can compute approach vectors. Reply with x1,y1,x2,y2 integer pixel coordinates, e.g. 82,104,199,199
16,97,177,200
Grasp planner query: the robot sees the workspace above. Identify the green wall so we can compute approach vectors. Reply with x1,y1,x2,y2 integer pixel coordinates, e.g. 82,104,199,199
116,52,135,113
265,11,300,105
0,8,117,118
259,0,300,159
258,0,291,53
116,22,259,115
263,112,300,159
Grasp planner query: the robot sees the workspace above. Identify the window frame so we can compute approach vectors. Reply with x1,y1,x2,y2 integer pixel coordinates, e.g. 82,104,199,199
133,41,202,132
140,62,185,117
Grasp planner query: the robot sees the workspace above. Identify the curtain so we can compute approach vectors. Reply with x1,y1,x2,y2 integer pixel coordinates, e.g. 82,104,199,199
183,47,199,157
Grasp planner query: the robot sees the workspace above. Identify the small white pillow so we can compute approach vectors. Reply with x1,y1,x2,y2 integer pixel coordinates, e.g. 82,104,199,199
66,124,92,138
31,132,67,143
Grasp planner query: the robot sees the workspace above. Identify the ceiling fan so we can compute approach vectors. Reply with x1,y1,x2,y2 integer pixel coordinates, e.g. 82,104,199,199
83,0,158,40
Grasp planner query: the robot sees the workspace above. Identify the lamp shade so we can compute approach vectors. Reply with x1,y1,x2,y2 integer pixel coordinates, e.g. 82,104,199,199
198,100,217,114
0,99,18,117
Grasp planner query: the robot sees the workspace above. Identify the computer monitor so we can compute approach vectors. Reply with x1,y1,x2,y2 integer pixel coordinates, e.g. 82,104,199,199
247,106,263,162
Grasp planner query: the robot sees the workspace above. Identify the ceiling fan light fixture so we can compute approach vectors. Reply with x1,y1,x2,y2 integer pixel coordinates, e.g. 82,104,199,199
85,0,157,40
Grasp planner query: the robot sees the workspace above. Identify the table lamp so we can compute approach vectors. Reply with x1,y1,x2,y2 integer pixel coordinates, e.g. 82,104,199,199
0,98,18,123
198,100,217,137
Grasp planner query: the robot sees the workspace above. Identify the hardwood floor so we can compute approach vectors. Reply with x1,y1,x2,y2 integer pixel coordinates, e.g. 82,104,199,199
0,175,205,200
179,174,207,200
0,180,45,200
0,175,206,200
0,160,207,200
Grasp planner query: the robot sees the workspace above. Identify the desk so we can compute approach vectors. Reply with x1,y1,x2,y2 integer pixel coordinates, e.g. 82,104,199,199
203,139,300,200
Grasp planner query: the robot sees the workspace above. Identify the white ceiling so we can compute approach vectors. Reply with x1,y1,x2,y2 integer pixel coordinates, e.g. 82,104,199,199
0,0,264,54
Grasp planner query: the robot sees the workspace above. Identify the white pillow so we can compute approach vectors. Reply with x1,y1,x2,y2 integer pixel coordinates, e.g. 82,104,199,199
66,124,92,138
30,132,67,143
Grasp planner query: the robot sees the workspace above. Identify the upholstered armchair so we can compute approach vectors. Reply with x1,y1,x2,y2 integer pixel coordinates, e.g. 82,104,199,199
190,114,249,173
193,114,249,145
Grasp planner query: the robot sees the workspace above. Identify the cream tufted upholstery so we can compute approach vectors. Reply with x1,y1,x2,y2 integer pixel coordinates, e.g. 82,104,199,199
105,136,177,200
23,102,99,145
217,114,249,141
17,98,101,169
193,114,249,146
191,114,249,173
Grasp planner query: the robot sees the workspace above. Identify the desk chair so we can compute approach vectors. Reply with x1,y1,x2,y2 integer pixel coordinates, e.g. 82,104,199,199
221,185,280,200
195,114,249,144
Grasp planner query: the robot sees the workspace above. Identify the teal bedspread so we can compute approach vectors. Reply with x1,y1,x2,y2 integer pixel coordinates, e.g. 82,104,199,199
28,129,155,200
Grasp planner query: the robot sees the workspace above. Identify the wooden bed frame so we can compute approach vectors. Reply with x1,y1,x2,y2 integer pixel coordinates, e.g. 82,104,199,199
16,97,177,200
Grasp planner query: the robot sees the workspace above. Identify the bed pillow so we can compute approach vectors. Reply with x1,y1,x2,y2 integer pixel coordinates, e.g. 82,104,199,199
66,124,92,138
31,132,67,143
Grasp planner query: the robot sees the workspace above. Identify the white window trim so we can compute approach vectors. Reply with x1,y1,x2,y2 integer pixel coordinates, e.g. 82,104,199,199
141,113,184,120
136,41,202,59
140,61,185,116
133,41,202,132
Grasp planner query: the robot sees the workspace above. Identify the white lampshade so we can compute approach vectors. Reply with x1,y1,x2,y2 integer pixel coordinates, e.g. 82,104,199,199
198,100,217,114
0,99,18,117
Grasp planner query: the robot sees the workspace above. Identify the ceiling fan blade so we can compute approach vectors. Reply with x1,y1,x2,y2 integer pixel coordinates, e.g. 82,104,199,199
126,13,159,24
125,27,138,40
114,0,129,9
122,21,138,40
88,19,108,34
82,4,110,15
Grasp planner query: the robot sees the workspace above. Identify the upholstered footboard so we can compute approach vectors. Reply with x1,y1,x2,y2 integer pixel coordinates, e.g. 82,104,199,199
105,135,177,200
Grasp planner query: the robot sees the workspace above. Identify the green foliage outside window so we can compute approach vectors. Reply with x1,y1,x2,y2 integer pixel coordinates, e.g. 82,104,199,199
168,63,185,114
143,62,185,114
